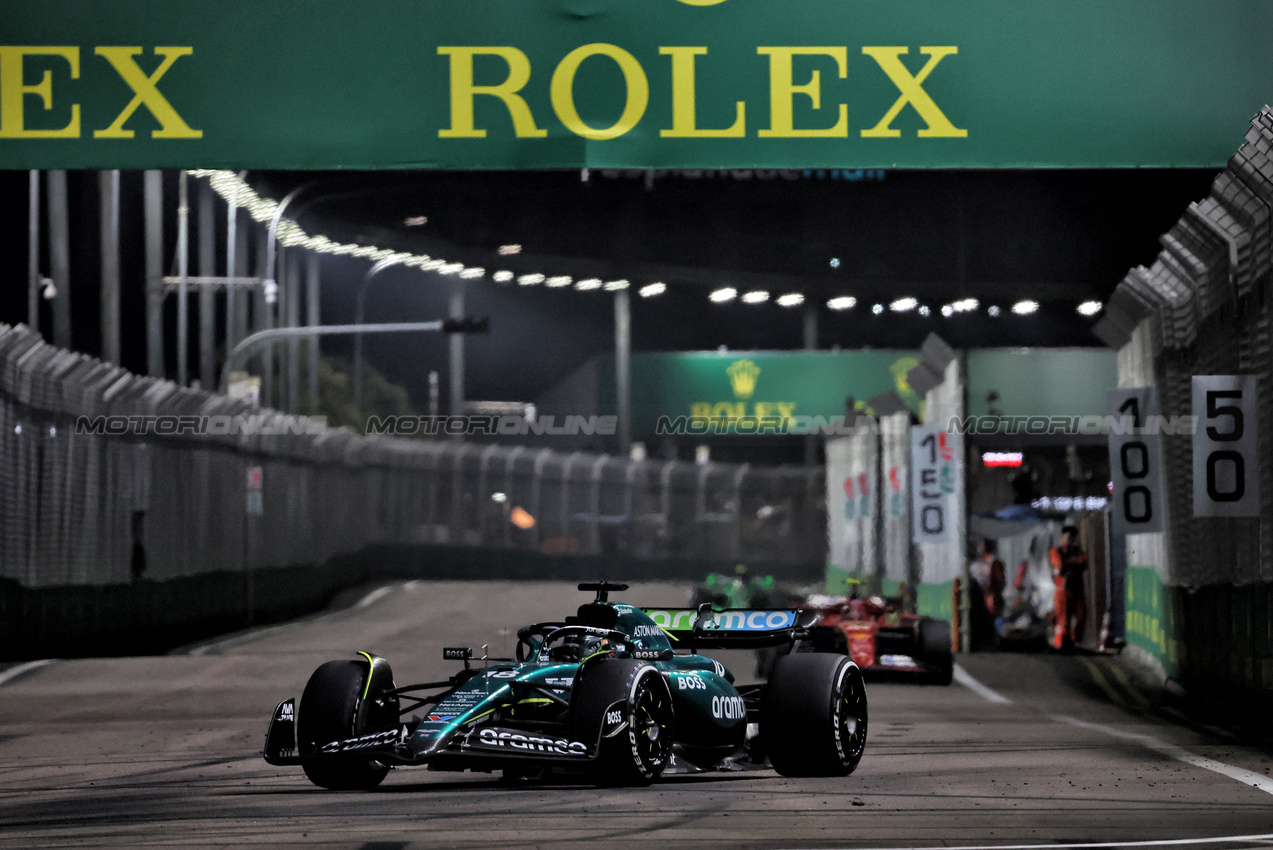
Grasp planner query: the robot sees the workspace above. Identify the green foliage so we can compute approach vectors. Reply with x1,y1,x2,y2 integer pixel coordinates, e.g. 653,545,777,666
314,355,415,431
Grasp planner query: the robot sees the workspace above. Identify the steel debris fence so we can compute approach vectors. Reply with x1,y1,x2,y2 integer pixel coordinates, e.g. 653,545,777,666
0,323,823,589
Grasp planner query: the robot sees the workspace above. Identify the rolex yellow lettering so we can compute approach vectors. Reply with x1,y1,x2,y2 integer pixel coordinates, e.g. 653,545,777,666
756,47,847,138
0,46,80,139
438,47,546,139
551,44,648,140
860,46,965,138
94,47,201,139
660,47,744,138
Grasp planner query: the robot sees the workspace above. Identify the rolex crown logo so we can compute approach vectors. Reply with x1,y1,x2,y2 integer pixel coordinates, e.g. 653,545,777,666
727,359,760,399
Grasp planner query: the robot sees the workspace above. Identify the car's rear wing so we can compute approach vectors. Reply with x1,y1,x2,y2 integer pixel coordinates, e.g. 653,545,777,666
641,606,819,649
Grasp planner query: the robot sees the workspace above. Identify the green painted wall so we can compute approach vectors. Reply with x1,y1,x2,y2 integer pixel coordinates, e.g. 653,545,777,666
966,348,1118,419
1125,566,1183,677
916,580,954,624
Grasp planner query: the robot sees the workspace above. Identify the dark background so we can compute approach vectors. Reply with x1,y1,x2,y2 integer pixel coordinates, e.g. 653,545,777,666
0,167,1217,408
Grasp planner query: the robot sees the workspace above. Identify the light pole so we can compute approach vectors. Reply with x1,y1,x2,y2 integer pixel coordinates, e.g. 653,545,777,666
615,287,631,456
264,185,306,292
262,181,408,412
27,171,39,336
353,255,408,413
221,321,444,396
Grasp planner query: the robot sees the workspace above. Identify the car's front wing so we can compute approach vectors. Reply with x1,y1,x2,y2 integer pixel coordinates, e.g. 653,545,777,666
263,698,602,770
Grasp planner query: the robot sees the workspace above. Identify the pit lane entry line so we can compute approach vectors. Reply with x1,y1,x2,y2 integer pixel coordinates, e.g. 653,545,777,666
953,663,1012,703
789,834,1273,850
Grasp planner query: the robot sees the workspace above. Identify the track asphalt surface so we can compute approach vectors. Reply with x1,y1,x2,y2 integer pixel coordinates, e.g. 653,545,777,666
1,581,1271,849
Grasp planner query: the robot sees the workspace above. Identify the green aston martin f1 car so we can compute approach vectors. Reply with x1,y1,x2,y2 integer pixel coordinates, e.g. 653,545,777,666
262,582,867,789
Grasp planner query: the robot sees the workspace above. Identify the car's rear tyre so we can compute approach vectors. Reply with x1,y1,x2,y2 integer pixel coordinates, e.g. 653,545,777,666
918,618,954,685
762,653,867,777
298,659,392,791
571,659,674,787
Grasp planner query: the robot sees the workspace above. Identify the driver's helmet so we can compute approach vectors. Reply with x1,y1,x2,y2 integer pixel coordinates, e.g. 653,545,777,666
547,632,613,664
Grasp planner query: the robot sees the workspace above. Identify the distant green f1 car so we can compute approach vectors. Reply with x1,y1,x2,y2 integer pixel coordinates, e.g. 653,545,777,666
263,582,867,789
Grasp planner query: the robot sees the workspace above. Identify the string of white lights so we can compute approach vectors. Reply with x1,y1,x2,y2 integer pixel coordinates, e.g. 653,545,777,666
188,169,641,293
192,170,1107,317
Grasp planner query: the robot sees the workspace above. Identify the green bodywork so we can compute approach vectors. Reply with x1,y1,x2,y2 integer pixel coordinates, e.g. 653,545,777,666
409,601,747,761
699,573,776,609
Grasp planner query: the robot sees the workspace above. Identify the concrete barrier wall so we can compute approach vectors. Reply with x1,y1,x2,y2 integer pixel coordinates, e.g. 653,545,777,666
0,543,824,661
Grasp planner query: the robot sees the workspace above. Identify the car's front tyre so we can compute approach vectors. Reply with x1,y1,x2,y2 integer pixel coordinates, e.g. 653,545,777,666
571,659,674,787
298,659,394,790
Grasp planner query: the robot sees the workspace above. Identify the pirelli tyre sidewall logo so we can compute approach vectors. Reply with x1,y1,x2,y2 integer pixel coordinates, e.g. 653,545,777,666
629,666,667,776
472,727,587,757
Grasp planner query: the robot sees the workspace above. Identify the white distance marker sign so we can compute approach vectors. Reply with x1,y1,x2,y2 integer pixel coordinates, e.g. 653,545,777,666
1192,375,1260,517
1107,387,1165,534
910,426,958,543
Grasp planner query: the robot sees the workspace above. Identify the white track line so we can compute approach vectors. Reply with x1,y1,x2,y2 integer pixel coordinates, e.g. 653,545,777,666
188,622,292,656
1051,713,1273,797
355,585,394,609
953,663,1012,703
189,583,400,655
0,659,54,687
954,663,1273,799
789,834,1273,850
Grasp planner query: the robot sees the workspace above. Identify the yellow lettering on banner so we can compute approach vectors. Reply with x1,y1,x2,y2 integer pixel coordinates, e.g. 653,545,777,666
690,402,712,418
756,47,847,138
710,401,743,421
438,47,546,139
94,47,201,138
659,47,744,138
860,46,966,138
776,402,797,424
0,47,80,139
551,44,648,140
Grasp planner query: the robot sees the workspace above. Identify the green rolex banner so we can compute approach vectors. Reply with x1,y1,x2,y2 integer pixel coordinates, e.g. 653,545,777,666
617,350,922,437
2,0,1271,170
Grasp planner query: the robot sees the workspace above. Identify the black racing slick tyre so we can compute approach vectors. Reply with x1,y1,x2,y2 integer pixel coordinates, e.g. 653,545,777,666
298,659,394,790
918,618,954,686
570,659,674,787
762,653,867,777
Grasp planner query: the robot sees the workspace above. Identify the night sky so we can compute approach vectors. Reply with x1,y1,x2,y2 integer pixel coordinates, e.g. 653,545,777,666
0,167,1218,409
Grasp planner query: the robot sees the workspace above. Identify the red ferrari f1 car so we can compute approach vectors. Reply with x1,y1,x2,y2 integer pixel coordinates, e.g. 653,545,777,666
751,593,953,685
803,594,953,685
